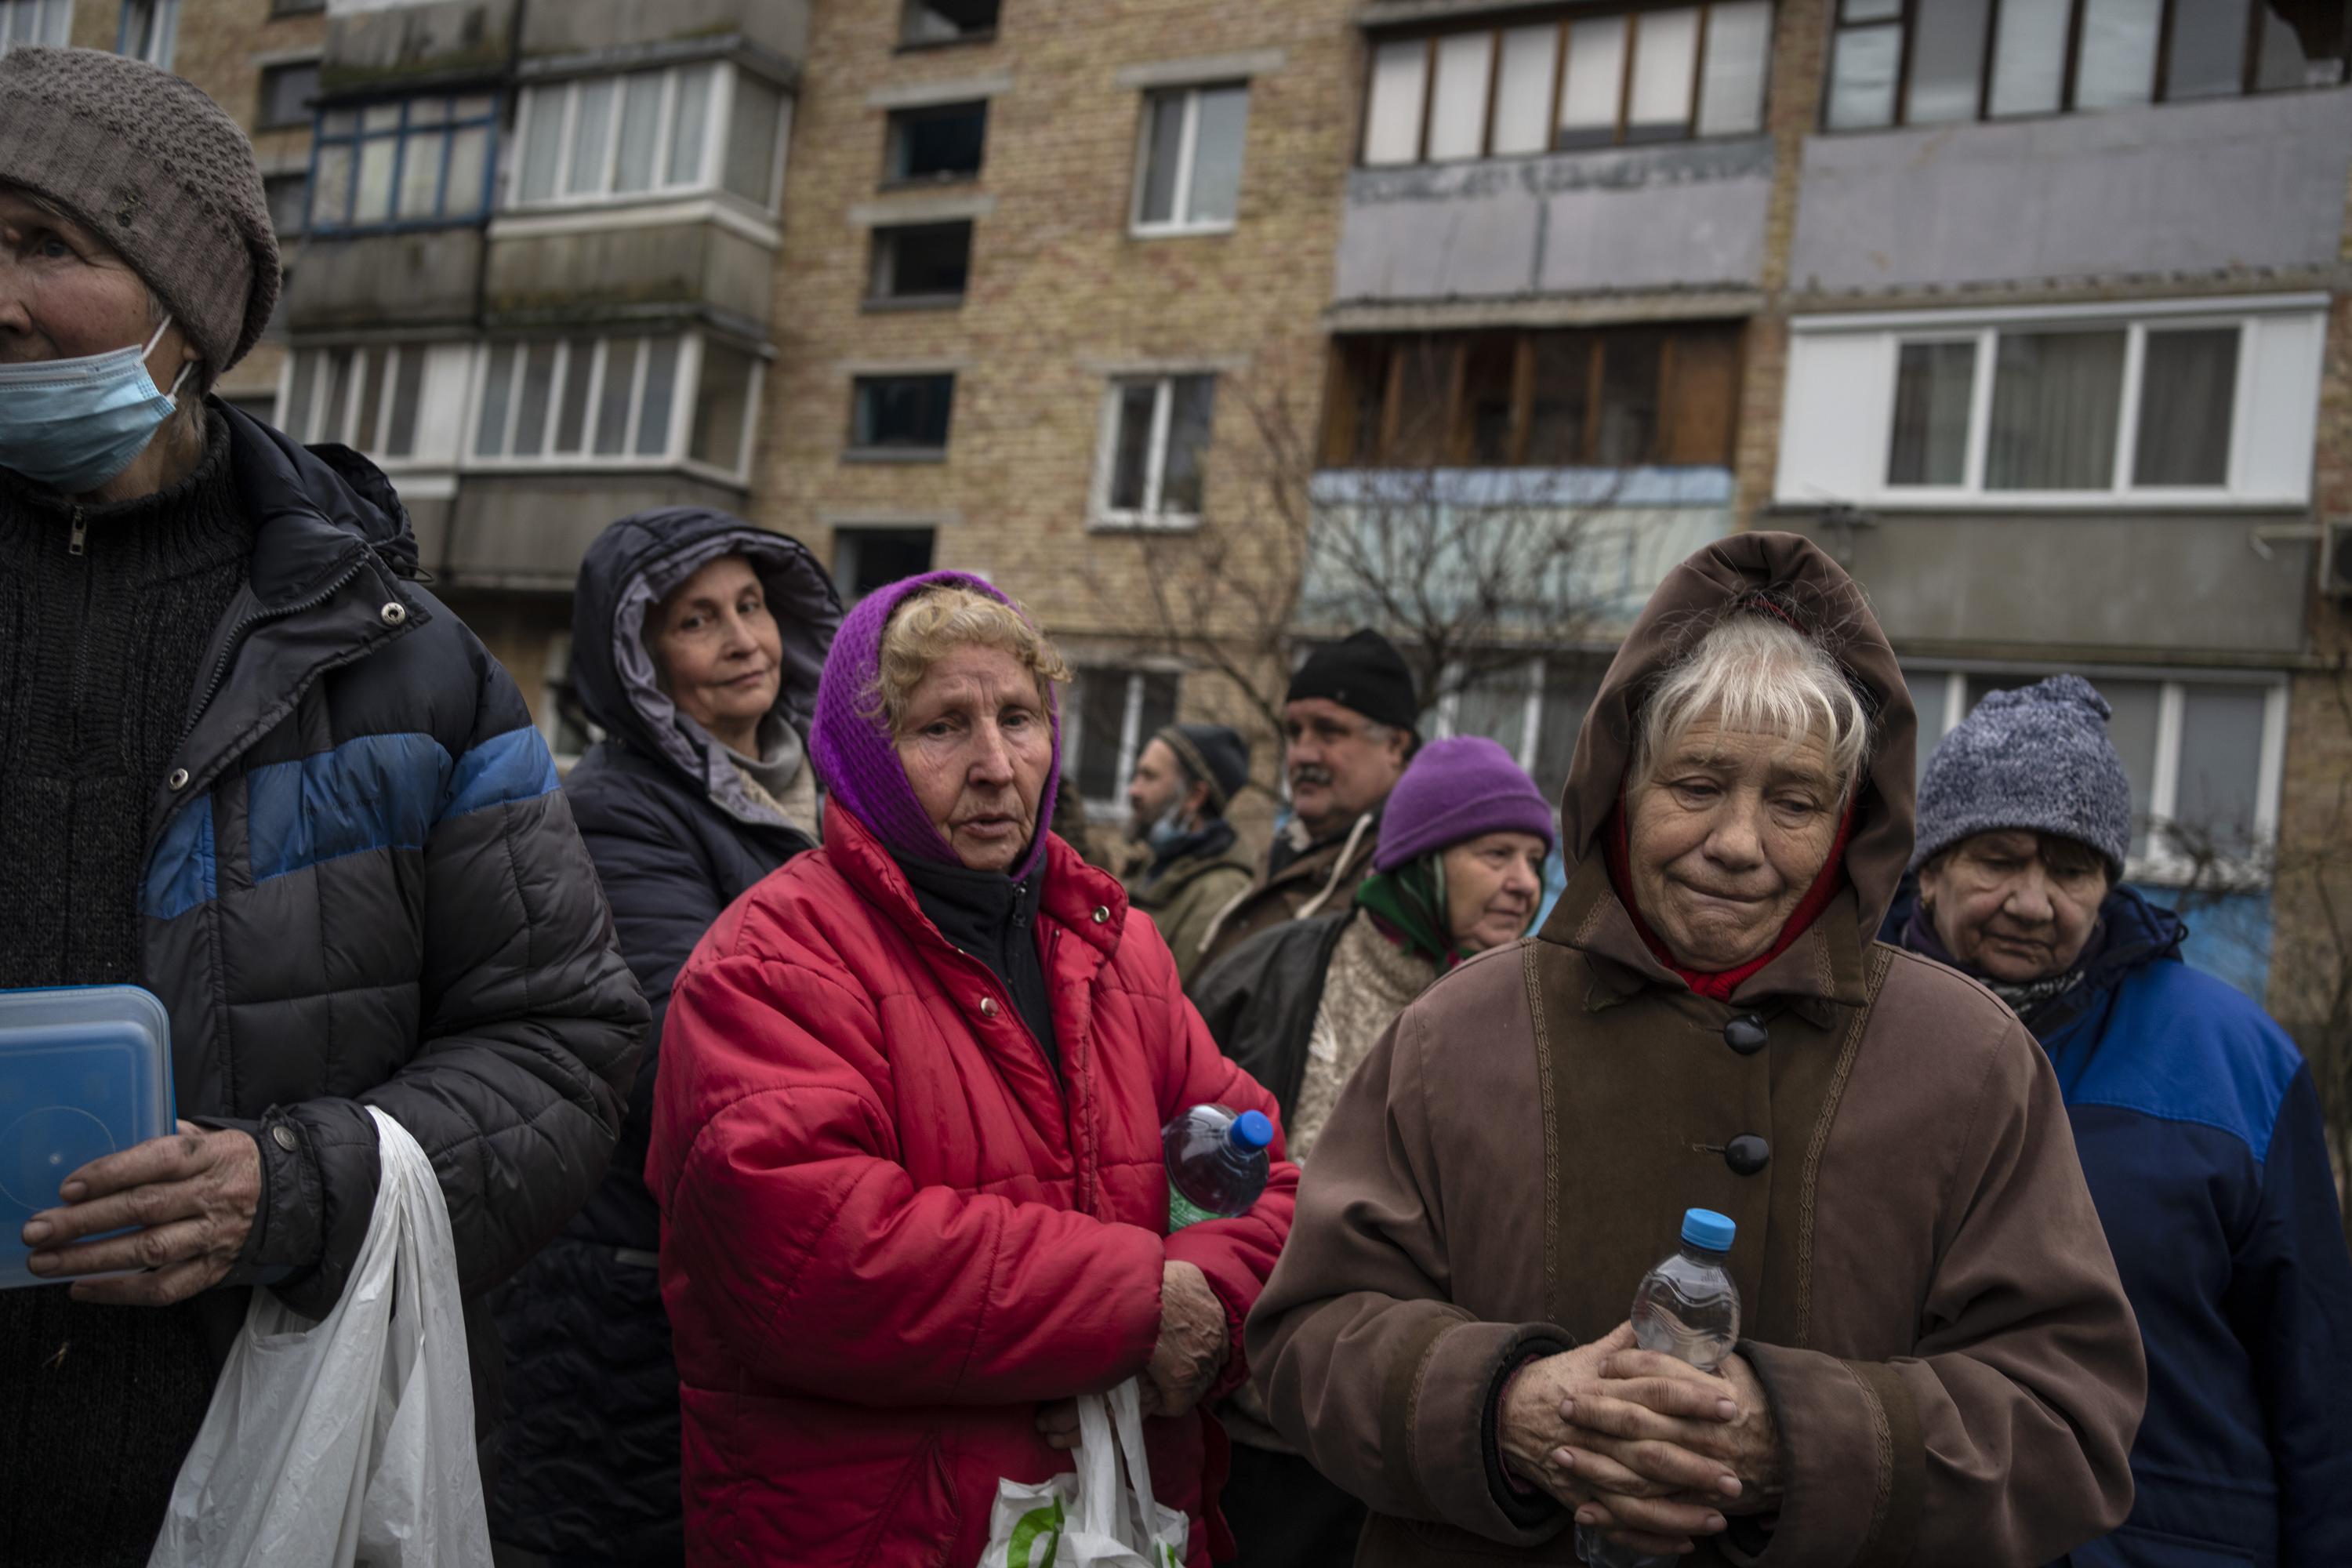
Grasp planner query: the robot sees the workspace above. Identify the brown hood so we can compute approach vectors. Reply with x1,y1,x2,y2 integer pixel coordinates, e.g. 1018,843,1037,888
1560,531,1916,942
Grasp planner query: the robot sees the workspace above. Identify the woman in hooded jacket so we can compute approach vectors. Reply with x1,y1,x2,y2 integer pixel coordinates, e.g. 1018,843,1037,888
489,507,840,1566
1247,532,2145,1568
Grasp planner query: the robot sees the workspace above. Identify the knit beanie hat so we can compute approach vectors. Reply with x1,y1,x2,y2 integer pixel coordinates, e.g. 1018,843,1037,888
0,47,281,381
1155,723,1249,815
1912,674,2132,877
809,571,1063,882
1289,630,1420,733
1374,735,1556,872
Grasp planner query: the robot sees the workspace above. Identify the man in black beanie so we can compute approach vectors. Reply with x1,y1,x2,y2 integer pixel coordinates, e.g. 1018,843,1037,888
1192,630,1417,978
1123,723,1257,986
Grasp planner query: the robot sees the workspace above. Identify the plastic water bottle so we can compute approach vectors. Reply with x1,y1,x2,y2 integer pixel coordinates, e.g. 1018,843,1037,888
1575,1208,1742,1568
1163,1104,1273,1230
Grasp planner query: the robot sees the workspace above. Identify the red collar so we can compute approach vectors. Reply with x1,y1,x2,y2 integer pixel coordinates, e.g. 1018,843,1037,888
1600,791,1857,1004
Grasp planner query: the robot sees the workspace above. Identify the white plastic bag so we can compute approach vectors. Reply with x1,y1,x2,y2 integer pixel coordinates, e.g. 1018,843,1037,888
983,1378,1188,1568
148,1107,492,1568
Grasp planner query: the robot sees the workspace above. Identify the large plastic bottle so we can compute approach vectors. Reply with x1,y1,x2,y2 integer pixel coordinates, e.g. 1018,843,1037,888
1163,1104,1274,1230
1575,1208,1743,1568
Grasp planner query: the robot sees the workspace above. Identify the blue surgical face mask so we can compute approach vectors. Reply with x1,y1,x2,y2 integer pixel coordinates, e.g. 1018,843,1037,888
1146,801,1194,855
0,314,190,495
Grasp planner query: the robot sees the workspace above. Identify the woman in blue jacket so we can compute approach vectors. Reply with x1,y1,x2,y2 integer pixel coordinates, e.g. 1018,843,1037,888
489,508,840,1565
1890,675,2352,1568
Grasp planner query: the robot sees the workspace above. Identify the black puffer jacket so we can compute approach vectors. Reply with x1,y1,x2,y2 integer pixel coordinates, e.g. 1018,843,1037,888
1189,912,1351,1127
141,405,646,1406
489,508,840,1563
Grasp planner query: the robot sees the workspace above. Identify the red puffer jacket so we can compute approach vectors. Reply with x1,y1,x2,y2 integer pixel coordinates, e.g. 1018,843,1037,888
647,803,1298,1567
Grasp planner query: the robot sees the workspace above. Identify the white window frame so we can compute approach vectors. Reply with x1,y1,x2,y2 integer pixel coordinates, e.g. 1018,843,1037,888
1062,666,1185,813
506,62,790,215
1909,663,2289,886
0,0,72,52
1091,374,1214,531
1130,83,1245,238
463,331,760,485
1432,653,1549,777
1782,295,2326,510
273,344,431,466
117,0,176,67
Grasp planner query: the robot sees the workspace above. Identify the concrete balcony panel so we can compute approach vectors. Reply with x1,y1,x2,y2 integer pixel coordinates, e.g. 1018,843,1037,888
284,229,487,334
1790,89,2352,298
520,0,808,69
321,0,515,95
1780,510,2313,661
441,472,746,590
483,206,779,327
1333,139,1773,307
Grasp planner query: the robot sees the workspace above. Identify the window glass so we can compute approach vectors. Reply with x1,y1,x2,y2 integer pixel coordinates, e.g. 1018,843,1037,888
1160,376,1217,515
354,351,385,453
1461,336,1519,464
1627,9,1700,139
901,0,997,45
2133,327,2238,487
445,125,489,216
1985,330,2125,489
519,89,564,202
283,351,318,442
724,74,785,205
691,343,758,471
1073,672,1135,802
1109,383,1160,511
890,100,987,182
2255,2,2348,88
397,127,445,220
637,337,681,458
513,343,558,458
1988,0,2071,116
667,64,715,187
1826,24,1900,128
1595,330,1662,464
1888,340,1976,486
1427,31,1493,159
121,0,180,68
386,350,425,457
1137,92,1185,223
835,528,938,600
2175,686,2268,852
1455,662,1534,759
1184,85,1248,224
568,78,615,197
851,374,955,450
1905,0,1991,122
593,339,637,456
1492,25,1559,154
614,71,664,194
260,62,319,129
2075,0,2162,107
354,137,397,224
476,345,516,457
316,350,354,445
552,337,595,455
1364,39,1428,165
1533,659,1602,801
265,172,308,236
1844,0,1901,20
1526,335,1593,464
1696,1,1772,135
2165,0,2251,97
1559,16,1627,147
1905,668,1951,789
871,222,973,299
0,0,74,51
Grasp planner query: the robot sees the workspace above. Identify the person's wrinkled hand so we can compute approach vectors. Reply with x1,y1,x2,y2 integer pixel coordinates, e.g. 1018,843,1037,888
1501,1325,1737,1557
1552,1345,1782,1541
1138,1259,1228,1419
18,1121,261,1305
1036,1398,1084,1452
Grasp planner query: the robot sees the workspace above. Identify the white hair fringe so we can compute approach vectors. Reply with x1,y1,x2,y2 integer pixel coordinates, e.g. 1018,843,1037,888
1632,612,1872,800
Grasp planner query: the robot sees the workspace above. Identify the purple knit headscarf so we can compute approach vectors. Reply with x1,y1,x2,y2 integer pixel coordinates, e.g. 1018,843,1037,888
809,571,1064,882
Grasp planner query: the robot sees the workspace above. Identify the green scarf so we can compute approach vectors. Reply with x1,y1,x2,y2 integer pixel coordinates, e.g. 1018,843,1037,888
1354,855,1461,968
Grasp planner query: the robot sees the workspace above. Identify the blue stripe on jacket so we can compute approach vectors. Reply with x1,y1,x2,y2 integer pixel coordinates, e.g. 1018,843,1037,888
142,725,561,920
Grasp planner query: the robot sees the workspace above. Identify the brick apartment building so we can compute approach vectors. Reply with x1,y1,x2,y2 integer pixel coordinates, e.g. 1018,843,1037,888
9,0,2351,1029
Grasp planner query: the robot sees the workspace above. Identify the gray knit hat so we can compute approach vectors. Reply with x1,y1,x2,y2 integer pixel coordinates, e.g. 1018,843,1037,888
1912,674,2133,877
0,47,281,382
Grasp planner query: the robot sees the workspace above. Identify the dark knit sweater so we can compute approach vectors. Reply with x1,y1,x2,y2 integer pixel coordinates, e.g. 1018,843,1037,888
0,412,256,1568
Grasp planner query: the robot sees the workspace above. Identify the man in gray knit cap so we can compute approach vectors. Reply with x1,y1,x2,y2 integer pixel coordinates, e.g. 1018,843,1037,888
1,48,644,1566
1891,673,2352,1566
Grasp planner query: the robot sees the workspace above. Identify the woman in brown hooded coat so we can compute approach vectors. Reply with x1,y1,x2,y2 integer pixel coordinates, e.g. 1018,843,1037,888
1246,532,2144,1567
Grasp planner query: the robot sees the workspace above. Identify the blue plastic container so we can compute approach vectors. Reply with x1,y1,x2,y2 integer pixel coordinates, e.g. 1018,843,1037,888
1,985,176,1290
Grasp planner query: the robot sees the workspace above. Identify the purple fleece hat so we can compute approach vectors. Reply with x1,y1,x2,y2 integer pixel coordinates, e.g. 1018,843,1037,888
809,571,1063,881
1374,735,1557,873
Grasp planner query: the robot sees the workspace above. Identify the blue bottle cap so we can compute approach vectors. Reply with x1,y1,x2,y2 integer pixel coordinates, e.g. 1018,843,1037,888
1681,1207,1736,1253
1229,1110,1274,1152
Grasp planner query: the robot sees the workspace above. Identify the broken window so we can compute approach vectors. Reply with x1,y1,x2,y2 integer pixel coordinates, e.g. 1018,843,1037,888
849,374,956,454
1828,0,2349,127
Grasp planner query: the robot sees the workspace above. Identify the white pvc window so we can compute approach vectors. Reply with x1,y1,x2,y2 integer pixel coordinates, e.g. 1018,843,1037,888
279,346,429,459
1094,375,1217,528
0,0,71,52
1132,84,1250,234
1067,668,1181,806
468,333,760,481
117,0,176,67
511,63,787,211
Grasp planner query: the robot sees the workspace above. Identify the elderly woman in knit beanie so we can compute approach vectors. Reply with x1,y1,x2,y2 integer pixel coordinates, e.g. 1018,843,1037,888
1247,534,2143,1568
644,572,1297,1566
2,47,644,1568
1893,674,2352,1568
